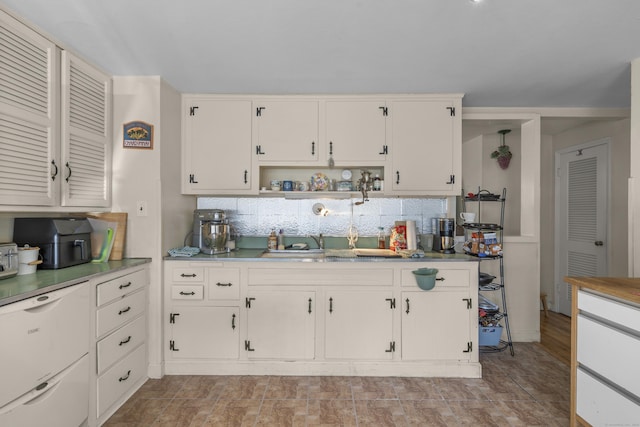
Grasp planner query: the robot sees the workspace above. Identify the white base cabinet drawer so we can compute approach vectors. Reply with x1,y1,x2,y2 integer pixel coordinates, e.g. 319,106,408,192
0,282,89,408
97,268,147,306
577,314,640,397
171,285,204,300
577,368,640,426
0,355,89,427
97,343,146,417
96,289,146,337
208,268,240,300
97,315,146,374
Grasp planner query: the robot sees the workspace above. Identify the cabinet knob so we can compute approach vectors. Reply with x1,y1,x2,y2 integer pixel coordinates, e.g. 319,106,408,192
594,241,604,246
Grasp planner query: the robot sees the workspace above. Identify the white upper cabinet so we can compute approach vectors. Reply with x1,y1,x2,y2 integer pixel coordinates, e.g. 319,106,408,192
0,9,58,206
60,51,112,207
179,94,462,196
0,11,112,208
390,98,462,196
182,97,253,194
325,100,388,165
254,100,319,163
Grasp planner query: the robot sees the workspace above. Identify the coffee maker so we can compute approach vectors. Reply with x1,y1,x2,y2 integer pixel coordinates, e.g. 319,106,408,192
432,218,456,254
192,209,229,254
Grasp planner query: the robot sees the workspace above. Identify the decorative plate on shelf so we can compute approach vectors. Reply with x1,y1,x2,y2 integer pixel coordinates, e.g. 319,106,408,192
341,169,352,180
310,172,328,191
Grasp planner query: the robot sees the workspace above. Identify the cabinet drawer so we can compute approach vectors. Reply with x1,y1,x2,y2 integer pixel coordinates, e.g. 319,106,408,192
97,344,146,417
0,355,89,427
172,267,204,282
171,285,204,300
401,268,470,288
208,268,240,299
578,290,640,333
577,368,640,426
97,268,147,306
248,267,392,286
97,315,146,374
577,314,640,397
0,282,89,408
96,289,146,338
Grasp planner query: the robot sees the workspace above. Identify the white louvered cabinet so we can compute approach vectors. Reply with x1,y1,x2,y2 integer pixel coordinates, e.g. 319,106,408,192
0,10,111,208
60,51,112,207
0,9,59,206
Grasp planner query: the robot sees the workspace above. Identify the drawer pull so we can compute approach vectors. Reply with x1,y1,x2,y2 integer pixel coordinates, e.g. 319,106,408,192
436,277,445,281
216,282,233,287
119,282,132,290
118,306,131,315
180,273,197,278
119,336,132,346
179,291,196,295
119,370,131,382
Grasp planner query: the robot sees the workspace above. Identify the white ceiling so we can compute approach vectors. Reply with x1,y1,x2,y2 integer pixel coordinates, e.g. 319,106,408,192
2,0,640,110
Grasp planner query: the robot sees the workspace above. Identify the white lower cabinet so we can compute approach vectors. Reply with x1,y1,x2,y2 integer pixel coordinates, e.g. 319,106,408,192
163,260,479,377
573,288,640,426
246,291,315,360
402,291,473,360
168,306,239,359
164,262,241,366
0,355,89,427
325,290,393,360
92,265,149,426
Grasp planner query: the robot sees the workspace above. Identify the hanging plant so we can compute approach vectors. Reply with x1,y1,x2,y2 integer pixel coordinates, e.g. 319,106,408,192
491,129,512,170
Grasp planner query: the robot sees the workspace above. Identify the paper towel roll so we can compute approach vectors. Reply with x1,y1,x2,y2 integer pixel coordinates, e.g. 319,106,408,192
406,220,417,250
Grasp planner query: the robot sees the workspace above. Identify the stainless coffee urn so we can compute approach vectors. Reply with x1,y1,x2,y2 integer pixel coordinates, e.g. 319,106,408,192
192,209,229,254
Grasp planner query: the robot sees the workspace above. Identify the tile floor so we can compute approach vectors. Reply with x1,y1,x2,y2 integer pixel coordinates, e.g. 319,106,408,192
104,343,569,426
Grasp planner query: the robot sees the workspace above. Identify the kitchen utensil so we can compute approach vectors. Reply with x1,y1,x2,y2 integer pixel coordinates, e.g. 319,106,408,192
460,212,476,223
17,245,42,275
311,172,328,190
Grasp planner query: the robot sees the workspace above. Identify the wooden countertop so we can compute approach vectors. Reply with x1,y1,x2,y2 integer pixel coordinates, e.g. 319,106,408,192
565,276,640,305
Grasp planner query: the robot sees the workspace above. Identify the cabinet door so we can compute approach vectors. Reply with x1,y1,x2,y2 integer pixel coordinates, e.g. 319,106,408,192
60,51,112,207
325,100,387,163
183,98,253,193
325,290,394,360
168,306,239,359
254,100,318,162
0,10,58,206
391,99,461,195
401,291,473,360
246,291,315,360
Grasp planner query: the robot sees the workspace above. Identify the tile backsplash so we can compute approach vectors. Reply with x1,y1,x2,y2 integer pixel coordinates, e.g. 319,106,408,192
197,197,448,237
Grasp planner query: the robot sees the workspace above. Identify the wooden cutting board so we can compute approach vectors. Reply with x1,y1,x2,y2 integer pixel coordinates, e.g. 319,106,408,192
84,212,127,260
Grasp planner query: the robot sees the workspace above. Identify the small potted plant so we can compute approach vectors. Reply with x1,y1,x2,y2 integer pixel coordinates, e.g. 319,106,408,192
491,129,512,170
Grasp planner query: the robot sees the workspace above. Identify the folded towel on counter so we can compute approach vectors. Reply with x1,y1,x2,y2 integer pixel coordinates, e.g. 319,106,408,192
168,246,201,257
397,249,425,258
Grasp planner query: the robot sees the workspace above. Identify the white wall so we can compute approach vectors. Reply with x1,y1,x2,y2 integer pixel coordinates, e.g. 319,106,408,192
630,58,640,276
539,118,630,308
111,76,194,378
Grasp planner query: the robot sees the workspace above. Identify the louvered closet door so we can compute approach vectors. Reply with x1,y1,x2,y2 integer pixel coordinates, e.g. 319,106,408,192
556,141,608,316
0,10,58,206
61,51,111,207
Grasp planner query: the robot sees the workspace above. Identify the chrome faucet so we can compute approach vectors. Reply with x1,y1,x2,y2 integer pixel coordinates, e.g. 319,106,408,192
308,233,324,249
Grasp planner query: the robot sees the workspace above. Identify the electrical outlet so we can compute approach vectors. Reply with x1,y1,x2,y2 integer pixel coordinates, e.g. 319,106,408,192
136,201,148,217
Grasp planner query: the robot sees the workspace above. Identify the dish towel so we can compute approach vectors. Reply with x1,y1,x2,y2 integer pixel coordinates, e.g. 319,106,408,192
168,246,201,257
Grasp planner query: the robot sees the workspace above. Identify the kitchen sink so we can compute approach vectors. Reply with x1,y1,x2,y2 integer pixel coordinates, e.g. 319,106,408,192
260,249,325,258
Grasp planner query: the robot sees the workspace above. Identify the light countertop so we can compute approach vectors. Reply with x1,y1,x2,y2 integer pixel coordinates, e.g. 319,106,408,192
0,258,151,307
564,276,640,305
164,248,478,262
